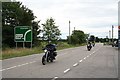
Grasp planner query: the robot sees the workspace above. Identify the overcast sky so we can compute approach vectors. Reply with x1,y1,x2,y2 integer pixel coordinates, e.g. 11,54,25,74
17,0,119,39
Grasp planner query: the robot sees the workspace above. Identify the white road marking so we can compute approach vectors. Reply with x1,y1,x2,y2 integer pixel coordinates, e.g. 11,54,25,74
87,55,89,58
84,57,86,60
79,60,83,62
89,54,92,55
64,68,70,73
1,66,17,71
92,51,95,53
0,61,36,72
29,61,36,64
54,77,58,79
52,77,58,80
73,63,78,67
61,46,102,76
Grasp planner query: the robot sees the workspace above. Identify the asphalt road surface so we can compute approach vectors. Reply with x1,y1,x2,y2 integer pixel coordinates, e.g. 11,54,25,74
1,43,118,79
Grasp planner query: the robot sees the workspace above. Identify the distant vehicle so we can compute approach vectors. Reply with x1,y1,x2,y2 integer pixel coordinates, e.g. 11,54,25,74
112,40,118,47
92,41,95,47
87,42,92,51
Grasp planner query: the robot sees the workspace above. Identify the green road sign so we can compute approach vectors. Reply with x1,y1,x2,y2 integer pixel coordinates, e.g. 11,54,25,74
14,26,32,42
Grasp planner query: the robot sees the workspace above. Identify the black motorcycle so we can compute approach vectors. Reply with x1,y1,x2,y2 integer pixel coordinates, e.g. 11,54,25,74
92,43,95,47
87,44,92,51
42,48,57,65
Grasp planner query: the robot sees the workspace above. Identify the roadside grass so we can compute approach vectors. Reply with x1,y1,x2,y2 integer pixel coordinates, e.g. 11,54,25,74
1,42,86,60
1,47,43,60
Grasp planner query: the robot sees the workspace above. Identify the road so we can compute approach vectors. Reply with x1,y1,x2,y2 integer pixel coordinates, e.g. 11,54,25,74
1,43,118,79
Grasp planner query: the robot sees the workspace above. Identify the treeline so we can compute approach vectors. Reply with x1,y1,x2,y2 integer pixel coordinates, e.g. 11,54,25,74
2,1,62,49
95,37,118,43
2,1,101,49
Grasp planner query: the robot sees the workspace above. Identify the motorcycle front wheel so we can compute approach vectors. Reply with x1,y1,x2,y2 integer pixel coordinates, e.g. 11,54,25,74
42,55,46,65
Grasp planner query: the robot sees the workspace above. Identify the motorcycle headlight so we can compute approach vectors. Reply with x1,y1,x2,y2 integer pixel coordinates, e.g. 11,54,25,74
44,49,47,53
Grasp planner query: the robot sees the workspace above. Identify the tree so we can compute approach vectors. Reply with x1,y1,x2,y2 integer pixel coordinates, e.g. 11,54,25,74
2,2,38,48
70,30,86,44
95,37,100,42
41,17,61,43
89,35,95,42
32,20,41,46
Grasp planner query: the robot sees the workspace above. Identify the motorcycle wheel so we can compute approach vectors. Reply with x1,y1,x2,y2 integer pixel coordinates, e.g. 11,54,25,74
88,48,90,51
42,56,46,65
47,56,49,62
50,58,53,62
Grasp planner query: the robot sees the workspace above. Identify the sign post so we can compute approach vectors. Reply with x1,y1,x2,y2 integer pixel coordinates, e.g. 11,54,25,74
118,2,120,80
118,26,120,49
14,26,32,48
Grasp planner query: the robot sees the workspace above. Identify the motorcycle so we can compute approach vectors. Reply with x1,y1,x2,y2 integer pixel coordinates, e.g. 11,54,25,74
87,44,92,51
42,48,56,65
92,43,95,47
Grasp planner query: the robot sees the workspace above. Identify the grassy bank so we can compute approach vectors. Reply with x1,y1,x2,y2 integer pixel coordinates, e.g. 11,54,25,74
1,42,86,60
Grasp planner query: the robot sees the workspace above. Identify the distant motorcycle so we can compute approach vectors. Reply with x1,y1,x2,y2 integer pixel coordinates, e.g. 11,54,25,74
87,43,92,51
42,48,56,65
92,43,95,47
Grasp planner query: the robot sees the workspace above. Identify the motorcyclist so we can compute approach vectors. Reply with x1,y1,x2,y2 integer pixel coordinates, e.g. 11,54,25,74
87,41,92,49
44,41,57,60
92,41,95,47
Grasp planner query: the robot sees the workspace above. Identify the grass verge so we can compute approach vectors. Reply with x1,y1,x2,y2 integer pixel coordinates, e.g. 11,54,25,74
1,42,86,60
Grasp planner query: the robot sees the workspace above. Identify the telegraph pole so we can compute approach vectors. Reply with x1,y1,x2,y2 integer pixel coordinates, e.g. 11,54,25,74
69,21,71,44
74,27,75,34
74,27,75,31
109,30,111,39
112,25,114,43
109,30,111,44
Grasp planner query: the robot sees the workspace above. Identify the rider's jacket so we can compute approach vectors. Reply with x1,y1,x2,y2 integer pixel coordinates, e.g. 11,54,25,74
45,44,56,51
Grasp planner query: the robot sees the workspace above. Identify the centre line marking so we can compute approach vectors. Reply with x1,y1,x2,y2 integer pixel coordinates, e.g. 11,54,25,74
84,57,86,60
52,77,58,80
79,60,83,62
73,63,78,67
64,68,70,73
87,55,89,58
54,77,58,79
1,61,36,72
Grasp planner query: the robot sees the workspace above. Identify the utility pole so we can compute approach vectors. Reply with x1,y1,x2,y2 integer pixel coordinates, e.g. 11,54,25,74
109,30,111,44
74,27,75,34
74,27,75,31
109,30,111,39
112,25,114,43
69,21,71,44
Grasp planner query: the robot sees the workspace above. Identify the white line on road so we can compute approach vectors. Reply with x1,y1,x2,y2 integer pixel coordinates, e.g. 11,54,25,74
79,60,83,62
1,66,17,71
0,61,36,72
87,55,89,58
64,68,70,73
89,54,92,55
83,57,86,60
92,51,95,53
92,51,95,54
73,63,78,67
52,77,58,80
29,61,36,64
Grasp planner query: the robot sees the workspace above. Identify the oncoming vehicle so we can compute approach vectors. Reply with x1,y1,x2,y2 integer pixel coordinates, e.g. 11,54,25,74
87,42,92,51
91,41,95,47
112,40,118,47
42,44,57,65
